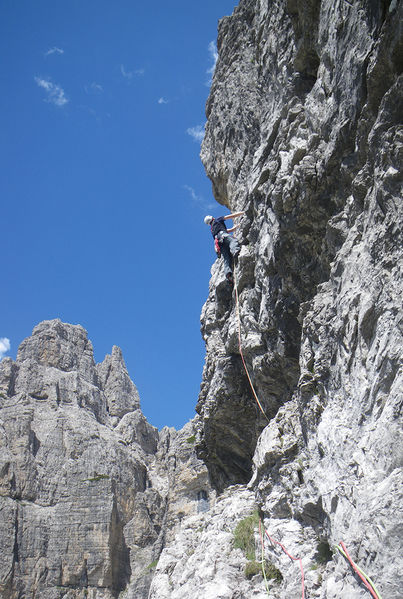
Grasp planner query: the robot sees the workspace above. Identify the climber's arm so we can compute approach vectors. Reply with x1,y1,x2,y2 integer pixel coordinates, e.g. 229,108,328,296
223,211,245,221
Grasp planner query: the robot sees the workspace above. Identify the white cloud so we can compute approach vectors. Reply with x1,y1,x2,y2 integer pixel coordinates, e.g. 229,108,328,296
35,77,69,107
0,338,10,360
120,65,145,80
206,41,218,85
85,82,104,94
186,124,205,143
158,97,169,104
45,47,64,56
183,185,215,212
120,65,132,79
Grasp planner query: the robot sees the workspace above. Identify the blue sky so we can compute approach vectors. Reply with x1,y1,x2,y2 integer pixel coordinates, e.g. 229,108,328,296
0,0,236,430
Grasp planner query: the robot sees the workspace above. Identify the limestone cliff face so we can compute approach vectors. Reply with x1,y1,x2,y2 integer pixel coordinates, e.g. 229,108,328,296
190,0,402,597
0,320,212,599
1,2,402,598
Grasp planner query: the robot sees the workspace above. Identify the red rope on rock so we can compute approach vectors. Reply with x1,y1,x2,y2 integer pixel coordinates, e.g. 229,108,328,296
261,521,305,599
233,266,269,421
339,541,379,599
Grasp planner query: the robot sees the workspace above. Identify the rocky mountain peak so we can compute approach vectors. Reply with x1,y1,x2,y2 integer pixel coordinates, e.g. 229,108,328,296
1,319,141,425
17,318,95,377
97,344,141,419
0,320,212,598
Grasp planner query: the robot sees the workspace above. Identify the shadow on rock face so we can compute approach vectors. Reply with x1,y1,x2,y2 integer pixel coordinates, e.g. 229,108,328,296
196,355,269,493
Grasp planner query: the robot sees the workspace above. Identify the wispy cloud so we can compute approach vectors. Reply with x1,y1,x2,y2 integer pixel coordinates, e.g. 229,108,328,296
35,76,69,106
206,41,218,85
186,124,205,143
158,97,169,105
84,82,104,94
0,338,10,360
45,47,64,57
78,105,111,121
120,65,145,80
183,185,215,212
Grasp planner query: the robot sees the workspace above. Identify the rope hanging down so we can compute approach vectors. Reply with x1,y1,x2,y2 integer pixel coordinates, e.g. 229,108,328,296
233,266,269,421
259,519,305,599
335,542,382,599
259,519,271,597
233,271,381,599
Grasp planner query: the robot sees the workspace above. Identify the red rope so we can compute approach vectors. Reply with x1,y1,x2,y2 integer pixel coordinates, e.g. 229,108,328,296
233,266,269,421
339,542,379,599
233,262,304,595
261,521,305,598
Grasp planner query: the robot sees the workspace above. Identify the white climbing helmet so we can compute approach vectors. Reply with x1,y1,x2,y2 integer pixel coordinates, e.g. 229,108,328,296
204,215,213,225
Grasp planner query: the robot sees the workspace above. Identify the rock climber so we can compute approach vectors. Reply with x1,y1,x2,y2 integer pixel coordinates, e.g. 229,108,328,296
204,211,245,283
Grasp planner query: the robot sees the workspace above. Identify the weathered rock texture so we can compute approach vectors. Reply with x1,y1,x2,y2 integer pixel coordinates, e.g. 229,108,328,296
0,320,212,599
190,0,402,597
149,486,268,599
1,1,402,598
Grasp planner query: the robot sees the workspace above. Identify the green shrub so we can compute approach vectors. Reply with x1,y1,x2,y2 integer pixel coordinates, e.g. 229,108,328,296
245,559,283,582
233,510,260,560
85,474,110,482
145,560,158,571
185,435,196,444
316,541,333,564
264,561,283,582
245,560,261,579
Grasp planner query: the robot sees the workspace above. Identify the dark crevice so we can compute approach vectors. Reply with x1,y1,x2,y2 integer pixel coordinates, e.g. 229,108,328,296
13,507,19,564
109,499,131,596
286,0,321,95
55,383,61,406
29,392,49,401
29,430,40,457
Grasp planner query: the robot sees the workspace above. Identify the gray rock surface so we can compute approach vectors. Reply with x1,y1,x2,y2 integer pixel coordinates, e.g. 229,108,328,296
0,320,211,599
192,0,403,597
1,1,402,598
148,485,267,599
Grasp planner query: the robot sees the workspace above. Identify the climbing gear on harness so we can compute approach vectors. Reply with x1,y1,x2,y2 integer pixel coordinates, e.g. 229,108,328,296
335,542,382,599
233,266,269,421
214,237,221,256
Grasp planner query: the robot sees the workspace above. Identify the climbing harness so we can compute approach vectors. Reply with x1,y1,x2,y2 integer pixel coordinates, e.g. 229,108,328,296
259,519,305,599
210,219,223,256
233,265,269,421
335,542,383,599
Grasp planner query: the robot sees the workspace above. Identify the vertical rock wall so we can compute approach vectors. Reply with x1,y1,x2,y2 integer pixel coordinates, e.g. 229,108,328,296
195,0,402,596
